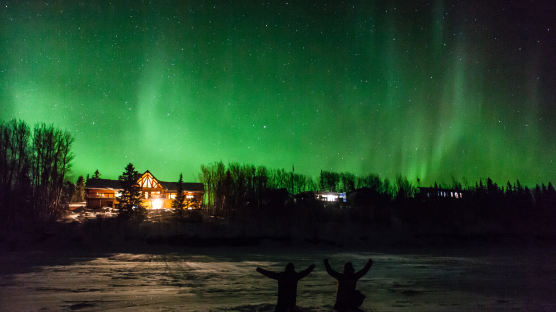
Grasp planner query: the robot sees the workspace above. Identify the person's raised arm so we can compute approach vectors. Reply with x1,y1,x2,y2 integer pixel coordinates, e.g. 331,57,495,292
354,258,373,280
256,267,280,280
324,259,341,279
296,264,316,280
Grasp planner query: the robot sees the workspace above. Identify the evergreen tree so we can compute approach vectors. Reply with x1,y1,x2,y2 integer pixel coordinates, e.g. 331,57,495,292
93,169,101,179
515,180,523,193
186,195,200,210
172,173,186,218
534,184,542,201
395,175,414,200
548,182,555,194
506,181,513,194
118,163,145,221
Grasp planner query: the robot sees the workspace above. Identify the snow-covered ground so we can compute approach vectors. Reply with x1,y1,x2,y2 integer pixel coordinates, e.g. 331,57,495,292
0,246,555,311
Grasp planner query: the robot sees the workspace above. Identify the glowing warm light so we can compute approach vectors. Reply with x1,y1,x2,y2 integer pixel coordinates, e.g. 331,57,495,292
115,192,121,198
186,195,194,199
152,198,163,209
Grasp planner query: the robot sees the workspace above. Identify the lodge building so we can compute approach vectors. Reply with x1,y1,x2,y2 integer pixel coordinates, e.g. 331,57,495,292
85,170,204,210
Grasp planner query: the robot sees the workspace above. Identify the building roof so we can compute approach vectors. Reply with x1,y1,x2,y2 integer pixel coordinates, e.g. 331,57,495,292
86,178,122,189
86,177,204,192
160,181,204,192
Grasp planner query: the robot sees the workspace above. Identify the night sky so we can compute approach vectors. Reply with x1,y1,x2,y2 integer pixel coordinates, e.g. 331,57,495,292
1,0,555,185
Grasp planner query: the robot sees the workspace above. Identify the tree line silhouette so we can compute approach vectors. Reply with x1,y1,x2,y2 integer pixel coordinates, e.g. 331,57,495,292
402,178,556,235
198,161,412,218
0,119,73,231
198,161,556,235
2,119,555,237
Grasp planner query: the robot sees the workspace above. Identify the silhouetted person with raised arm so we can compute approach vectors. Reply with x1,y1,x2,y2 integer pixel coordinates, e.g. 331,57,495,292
324,258,373,311
256,262,316,312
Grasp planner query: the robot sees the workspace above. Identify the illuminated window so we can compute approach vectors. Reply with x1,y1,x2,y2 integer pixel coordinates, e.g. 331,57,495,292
321,194,338,202
138,172,162,189
186,195,195,199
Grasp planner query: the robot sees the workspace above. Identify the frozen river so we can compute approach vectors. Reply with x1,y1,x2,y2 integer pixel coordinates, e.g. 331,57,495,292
1,245,555,311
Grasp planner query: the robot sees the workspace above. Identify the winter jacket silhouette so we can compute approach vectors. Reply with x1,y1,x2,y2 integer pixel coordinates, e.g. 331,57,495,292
324,258,373,311
256,263,315,312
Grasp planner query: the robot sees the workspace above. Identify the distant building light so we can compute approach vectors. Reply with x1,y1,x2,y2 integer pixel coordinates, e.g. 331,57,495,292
186,195,195,199
317,192,347,203
418,187,464,200
321,194,338,202
339,192,347,202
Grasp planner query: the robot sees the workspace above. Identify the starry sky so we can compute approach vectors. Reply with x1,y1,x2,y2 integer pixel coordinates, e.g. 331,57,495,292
1,0,555,185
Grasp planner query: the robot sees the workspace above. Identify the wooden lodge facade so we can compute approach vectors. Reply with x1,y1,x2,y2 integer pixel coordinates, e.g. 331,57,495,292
85,170,204,210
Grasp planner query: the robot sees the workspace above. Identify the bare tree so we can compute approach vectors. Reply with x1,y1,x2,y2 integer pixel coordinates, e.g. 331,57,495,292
30,123,73,221
0,120,31,227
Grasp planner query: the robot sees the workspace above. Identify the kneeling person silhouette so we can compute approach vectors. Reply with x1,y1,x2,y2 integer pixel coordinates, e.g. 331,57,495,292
324,258,373,311
256,262,316,312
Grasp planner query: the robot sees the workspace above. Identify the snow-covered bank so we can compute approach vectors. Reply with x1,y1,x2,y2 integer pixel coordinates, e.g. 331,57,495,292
1,245,555,311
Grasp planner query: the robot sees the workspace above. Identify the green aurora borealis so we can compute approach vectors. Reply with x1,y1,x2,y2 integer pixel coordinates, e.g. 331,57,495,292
1,1,555,185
